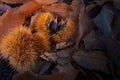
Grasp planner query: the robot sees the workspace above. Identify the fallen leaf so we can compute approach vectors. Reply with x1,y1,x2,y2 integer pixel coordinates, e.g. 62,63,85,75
42,2,72,18
56,42,72,50
0,1,42,41
70,0,87,50
86,4,98,14
59,0,73,4
56,62,79,80
55,45,79,80
114,0,120,10
102,36,120,70
39,61,53,75
72,49,111,74
86,4,101,18
74,3,95,50
70,0,82,18
83,30,105,50
0,0,29,3
58,47,74,57
34,0,59,4
13,71,68,80
95,0,112,5
112,12,120,35
94,4,115,37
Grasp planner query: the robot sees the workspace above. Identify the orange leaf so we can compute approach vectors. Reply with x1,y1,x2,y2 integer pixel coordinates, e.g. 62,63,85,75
0,1,42,41
0,0,29,3
34,0,59,4
42,2,72,18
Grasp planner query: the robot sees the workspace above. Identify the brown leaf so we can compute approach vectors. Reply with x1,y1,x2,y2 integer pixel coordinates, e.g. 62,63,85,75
42,2,72,18
0,0,29,3
95,0,112,5
0,1,42,41
113,0,120,10
86,4,98,14
112,12,120,34
34,0,59,4
74,2,95,50
13,71,68,80
68,0,85,50
70,0,82,18
94,4,114,37
72,49,111,74
56,62,79,80
83,30,105,50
